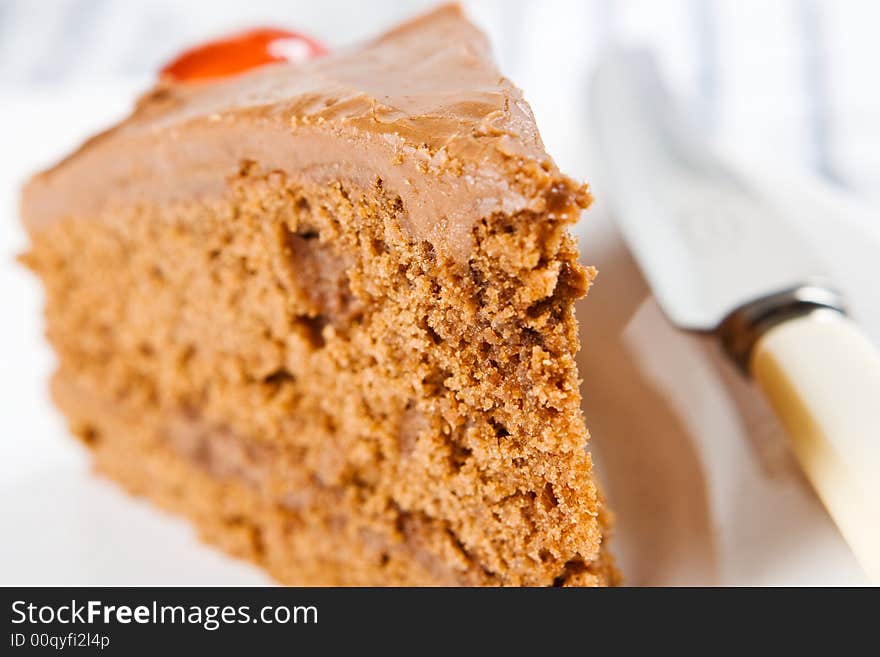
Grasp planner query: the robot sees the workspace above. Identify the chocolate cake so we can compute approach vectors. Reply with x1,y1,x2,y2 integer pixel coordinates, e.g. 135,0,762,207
21,4,617,586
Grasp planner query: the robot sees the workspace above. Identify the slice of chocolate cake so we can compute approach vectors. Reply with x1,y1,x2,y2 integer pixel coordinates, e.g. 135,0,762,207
21,4,616,586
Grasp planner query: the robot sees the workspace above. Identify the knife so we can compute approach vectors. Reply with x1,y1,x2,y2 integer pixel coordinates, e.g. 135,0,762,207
590,50,880,582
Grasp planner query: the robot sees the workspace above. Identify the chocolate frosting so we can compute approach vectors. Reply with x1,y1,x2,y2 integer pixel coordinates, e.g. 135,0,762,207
21,4,582,262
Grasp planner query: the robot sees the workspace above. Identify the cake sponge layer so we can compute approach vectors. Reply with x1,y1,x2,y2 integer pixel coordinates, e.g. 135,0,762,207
52,370,616,586
24,165,615,585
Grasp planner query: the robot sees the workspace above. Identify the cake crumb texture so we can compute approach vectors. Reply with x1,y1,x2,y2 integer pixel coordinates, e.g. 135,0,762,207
24,167,616,585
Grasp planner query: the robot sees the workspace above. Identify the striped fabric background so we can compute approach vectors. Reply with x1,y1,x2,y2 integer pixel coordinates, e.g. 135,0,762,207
2,0,878,201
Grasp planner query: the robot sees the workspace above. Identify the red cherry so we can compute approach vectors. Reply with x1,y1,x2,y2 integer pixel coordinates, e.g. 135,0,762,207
161,27,327,82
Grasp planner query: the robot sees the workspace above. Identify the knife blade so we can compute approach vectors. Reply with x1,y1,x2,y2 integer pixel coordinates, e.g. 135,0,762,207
588,49,880,583
590,50,834,331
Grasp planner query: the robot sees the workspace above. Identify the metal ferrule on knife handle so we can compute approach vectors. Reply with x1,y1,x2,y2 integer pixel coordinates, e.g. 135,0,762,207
718,284,847,372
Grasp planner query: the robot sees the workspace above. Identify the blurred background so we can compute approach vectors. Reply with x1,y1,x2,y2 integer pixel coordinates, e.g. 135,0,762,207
2,0,879,197
2,1,879,585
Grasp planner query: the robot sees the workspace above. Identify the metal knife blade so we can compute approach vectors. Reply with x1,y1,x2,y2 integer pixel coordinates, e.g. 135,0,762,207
590,50,833,331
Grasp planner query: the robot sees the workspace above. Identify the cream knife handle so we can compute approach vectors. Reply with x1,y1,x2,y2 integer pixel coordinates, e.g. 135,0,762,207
750,310,880,583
